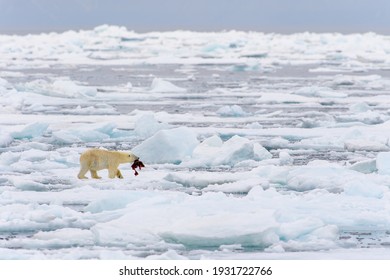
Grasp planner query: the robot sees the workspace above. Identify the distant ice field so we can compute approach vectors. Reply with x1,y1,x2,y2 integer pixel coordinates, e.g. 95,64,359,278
2,25,390,259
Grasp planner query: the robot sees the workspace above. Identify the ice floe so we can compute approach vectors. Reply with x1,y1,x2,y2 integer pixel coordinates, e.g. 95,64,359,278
133,127,199,164
150,78,186,93
216,105,250,117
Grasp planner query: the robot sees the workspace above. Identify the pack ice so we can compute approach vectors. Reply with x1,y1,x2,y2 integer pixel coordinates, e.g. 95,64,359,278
2,25,390,259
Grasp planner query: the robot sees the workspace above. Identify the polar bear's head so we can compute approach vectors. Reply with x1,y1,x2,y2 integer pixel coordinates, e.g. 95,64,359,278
118,151,139,163
127,152,139,163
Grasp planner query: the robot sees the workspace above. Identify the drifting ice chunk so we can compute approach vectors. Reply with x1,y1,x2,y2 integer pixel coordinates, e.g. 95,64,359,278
286,165,358,191
344,140,390,152
330,74,382,87
52,131,83,144
32,228,95,247
331,75,355,86
0,133,12,147
279,151,293,165
336,111,387,125
245,122,263,129
216,105,250,117
213,136,254,165
278,217,324,240
192,135,223,159
21,79,97,98
62,104,118,115
204,178,269,193
51,122,127,144
134,114,170,139
191,135,272,167
349,102,370,113
342,179,386,198
231,63,261,72
11,122,49,139
293,86,347,98
53,130,109,144
349,159,377,174
0,151,20,165
146,250,188,260
150,78,186,93
20,149,48,162
164,172,236,189
133,127,199,164
52,79,97,97
10,177,47,191
0,77,11,89
126,82,133,90
84,192,147,213
376,152,390,175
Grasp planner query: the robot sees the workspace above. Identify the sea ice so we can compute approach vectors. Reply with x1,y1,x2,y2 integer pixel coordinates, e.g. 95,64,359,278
336,111,388,125
342,179,386,198
133,127,199,164
216,105,250,117
31,228,95,248
149,78,186,93
278,151,293,165
2,26,390,259
9,177,48,191
285,164,358,191
90,191,280,249
344,140,390,152
0,133,12,147
10,122,49,140
19,79,97,98
349,159,377,174
293,86,347,98
376,152,390,175
0,77,11,89
349,102,371,113
212,136,258,166
189,135,272,167
61,104,118,115
134,113,170,139
51,123,132,144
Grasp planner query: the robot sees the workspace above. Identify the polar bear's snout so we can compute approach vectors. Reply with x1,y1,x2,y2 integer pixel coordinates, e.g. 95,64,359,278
128,153,139,162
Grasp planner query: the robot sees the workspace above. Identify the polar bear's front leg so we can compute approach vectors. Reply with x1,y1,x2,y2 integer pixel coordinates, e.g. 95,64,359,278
116,170,123,179
108,166,117,179
90,170,101,179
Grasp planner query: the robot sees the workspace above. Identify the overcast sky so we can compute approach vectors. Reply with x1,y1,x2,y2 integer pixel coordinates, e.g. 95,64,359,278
1,0,390,34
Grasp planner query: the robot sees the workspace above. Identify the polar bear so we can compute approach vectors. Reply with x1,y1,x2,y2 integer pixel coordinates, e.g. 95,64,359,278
78,149,139,179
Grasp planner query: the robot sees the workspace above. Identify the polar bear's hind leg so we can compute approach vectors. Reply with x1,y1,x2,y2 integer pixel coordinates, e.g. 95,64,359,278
78,164,89,179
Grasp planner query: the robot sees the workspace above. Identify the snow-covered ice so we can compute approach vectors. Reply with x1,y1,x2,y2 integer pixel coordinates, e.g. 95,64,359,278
2,25,390,259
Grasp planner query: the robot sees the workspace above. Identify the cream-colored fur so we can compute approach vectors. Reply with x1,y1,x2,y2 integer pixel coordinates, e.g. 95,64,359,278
78,149,139,179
